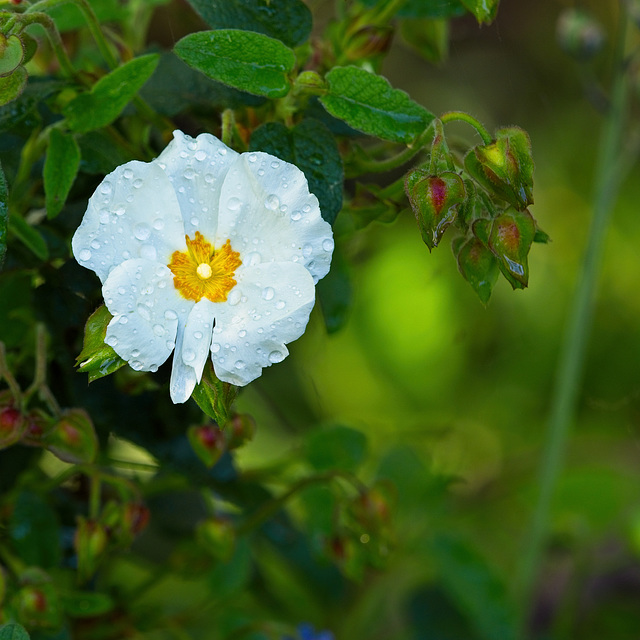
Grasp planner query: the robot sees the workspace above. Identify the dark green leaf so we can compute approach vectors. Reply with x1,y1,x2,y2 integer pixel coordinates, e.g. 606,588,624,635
0,78,62,134
208,536,251,597
432,534,517,640
77,130,131,175
316,244,351,333
76,305,126,382
9,490,61,568
361,0,466,18
44,129,80,219
534,228,551,243
0,624,31,640
249,118,343,224
64,54,160,133
62,592,114,618
0,160,7,269
460,0,500,23
0,67,28,107
9,215,49,261
0,35,25,77
174,30,296,99
305,425,367,472
320,66,433,144
186,0,312,48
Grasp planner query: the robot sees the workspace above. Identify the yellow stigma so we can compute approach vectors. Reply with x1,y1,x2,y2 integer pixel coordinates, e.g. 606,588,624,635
168,231,242,303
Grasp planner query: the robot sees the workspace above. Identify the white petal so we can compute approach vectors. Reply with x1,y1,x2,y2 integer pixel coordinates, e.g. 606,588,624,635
102,260,190,372
72,161,186,283
181,299,215,383
210,262,316,385
170,322,198,404
155,130,238,240
216,152,334,284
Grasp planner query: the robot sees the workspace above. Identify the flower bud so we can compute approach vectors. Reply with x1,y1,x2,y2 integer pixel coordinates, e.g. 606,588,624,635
13,583,62,629
428,119,455,174
453,234,500,305
225,413,256,450
196,517,236,562
487,207,536,289
344,25,393,61
464,127,534,211
0,34,24,78
350,487,391,534
0,394,25,450
21,410,51,447
556,8,605,60
187,424,226,468
75,517,109,582
293,71,328,95
45,408,98,464
101,500,150,546
405,169,466,250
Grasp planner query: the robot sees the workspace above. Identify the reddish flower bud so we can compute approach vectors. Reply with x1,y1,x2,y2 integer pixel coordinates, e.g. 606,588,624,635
464,127,534,211
196,517,236,562
0,395,25,449
453,234,500,305
225,413,256,450
188,424,226,468
13,583,62,629
45,408,98,464
405,169,466,250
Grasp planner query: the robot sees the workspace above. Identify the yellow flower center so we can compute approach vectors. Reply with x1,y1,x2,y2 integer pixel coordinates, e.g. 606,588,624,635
168,231,242,303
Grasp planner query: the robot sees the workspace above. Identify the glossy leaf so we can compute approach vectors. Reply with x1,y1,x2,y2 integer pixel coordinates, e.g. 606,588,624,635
186,0,312,48
249,118,343,224
0,624,30,640
0,35,24,77
305,425,367,472
0,161,7,270
320,66,433,144
0,66,28,107
174,30,296,99
9,215,49,261
64,54,160,133
44,129,80,219
76,305,126,382
460,0,500,23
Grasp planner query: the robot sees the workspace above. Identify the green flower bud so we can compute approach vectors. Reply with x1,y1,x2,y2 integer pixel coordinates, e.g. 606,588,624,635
556,8,605,60
75,517,109,582
13,583,62,629
187,424,226,468
405,169,466,250
453,234,500,305
428,119,455,174
487,207,536,289
293,71,328,96
45,408,98,464
464,127,534,210
196,517,236,562
0,393,25,450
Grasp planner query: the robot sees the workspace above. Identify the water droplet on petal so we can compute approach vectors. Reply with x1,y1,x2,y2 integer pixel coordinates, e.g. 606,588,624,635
245,251,261,266
106,335,118,347
190,216,199,226
137,304,151,321
194,331,203,340
235,360,245,370
164,310,178,320
131,360,143,371
291,211,302,221
184,168,195,180
195,150,207,162
239,329,247,338
204,173,214,184
123,168,134,179
133,179,143,189
99,209,110,224
248,154,257,163
90,240,101,250
166,340,175,350
183,349,195,363
269,350,284,363
153,324,165,336
132,349,141,357
134,223,151,241
323,238,335,252
227,289,242,306
262,287,275,301
211,343,221,353
149,364,158,373
227,197,242,210
270,161,280,169
115,206,125,216
119,316,128,325
264,194,279,210
153,218,164,230
218,148,227,156
79,249,91,261
275,300,285,310
302,243,313,257
100,181,112,195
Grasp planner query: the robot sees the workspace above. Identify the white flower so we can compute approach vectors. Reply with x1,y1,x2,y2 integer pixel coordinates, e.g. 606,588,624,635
72,130,334,403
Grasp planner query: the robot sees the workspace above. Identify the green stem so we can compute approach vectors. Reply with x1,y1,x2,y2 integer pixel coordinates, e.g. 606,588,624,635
0,342,22,403
375,0,408,24
515,10,631,636
440,110,492,145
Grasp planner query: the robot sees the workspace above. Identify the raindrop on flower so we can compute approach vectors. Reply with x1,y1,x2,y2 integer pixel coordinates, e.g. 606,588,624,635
132,349,140,357
140,245,157,261
264,194,279,210
235,360,245,370
119,316,128,325
114,206,125,216
134,223,151,241
164,310,178,321
302,244,313,257
194,331,203,340
211,343,221,353
106,336,118,347
245,251,261,266
153,324,165,336
137,304,151,321
184,168,195,180
194,150,207,162
153,218,164,230
123,169,134,179
133,179,143,188
79,249,91,261
183,349,196,363
227,289,242,306
275,300,285,310
262,287,275,301
100,181,112,195
269,350,285,363
190,216,199,226
227,197,242,210
131,360,143,371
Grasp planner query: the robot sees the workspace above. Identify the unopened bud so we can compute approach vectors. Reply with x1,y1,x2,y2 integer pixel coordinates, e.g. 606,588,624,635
0,34,24,78
45,408,98,464
225,413,256,450
453,234,500,305
196,517,236,562
465,127,534,211
293,71,328,95
13,583,61,629
0,395,25,449
188,424,226,468
74,517,109,582
556,8,605,60
344,25,393,61
351,487,391,534
405,169,466,250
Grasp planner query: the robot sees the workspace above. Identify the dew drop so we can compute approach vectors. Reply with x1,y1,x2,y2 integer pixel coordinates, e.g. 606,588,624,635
302,243,313,257
238,329,247,338
166,341,176,351
204,173,214,184
235,360,245,370
269,350,285,363
323,238,335,252
227,197,242,210
218,148,227,156
183,349,196,363
134,223,151,241
184,168,195,180
194,331,203,340
99,209,110,224
122,250,131,259
211,343,221,353
137,304,151,321
132,349,141,357
291,211,302,221
153,324,165,336
153,218,164,230
303,204,311,213
245,251,261,266
115,206,125,216
118,287,126,295
257,169,265,176
264,194,279,210
270,161,280,169
227,289,242,306
190,216,199,226
119,316,128,325
79,249,91,261
164,310,178,320
106,335,118,347
133,179,143,189
194,150,207,162
149,364,158,373
100,181,112,195
131,360,143,371
90,240,101,250
275,300,286,310
262,286,275,301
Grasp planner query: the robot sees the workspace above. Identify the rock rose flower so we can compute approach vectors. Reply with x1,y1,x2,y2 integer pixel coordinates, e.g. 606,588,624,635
72,130,334,403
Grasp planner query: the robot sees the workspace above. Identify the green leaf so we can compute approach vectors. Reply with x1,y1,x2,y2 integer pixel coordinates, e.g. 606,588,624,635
0,78,62,134
0,160,7,270
320,66,433,144
0,624,31,640
9,490,61,569
62,592,114,618
460,0,500,23
400,18,449,64
44,129,80,219
63,54,160,133
174,30,296,99
432,534,517,640
76,305,126,382
0,67,28,107
186,0,312,48
9,214,49,261
77,130,131,175
0,35,25,77
316,244,351,333
361,0,466,18
305,425,367,472
249,118,343,224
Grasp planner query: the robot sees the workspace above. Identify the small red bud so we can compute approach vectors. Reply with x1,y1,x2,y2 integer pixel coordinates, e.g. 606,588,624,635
188,424,226,468
225,413,256,450
45,408,98,464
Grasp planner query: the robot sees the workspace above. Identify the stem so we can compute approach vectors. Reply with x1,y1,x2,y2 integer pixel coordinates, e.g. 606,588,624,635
515,10,631,635
0,342,22,402
89,473,101,519
440,111,492,145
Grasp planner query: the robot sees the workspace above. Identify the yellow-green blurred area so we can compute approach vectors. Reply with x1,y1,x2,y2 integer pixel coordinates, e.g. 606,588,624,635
227,1,640,636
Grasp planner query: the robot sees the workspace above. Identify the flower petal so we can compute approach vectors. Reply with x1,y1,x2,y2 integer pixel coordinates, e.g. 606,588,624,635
72,161,186,283
210,262,316,385
181,299,215,383
216,152,334,284
155,130,239,241
169,322,198,404
103,259,190,372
